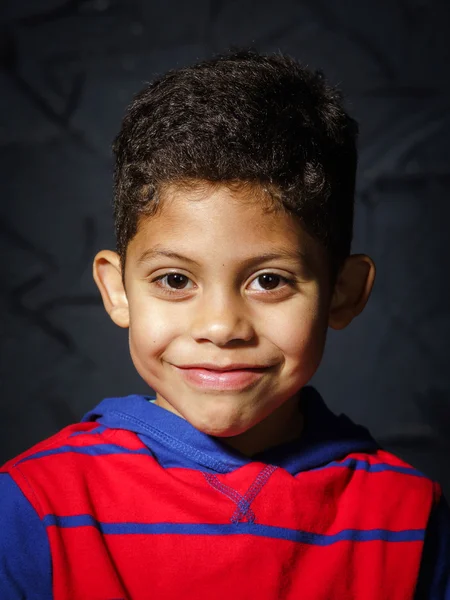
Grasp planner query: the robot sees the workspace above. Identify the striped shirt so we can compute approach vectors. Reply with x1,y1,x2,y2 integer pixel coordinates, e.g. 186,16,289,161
1,386,449,598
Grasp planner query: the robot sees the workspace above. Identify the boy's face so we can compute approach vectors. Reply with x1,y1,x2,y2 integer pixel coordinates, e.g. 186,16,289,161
124,184,331,437
94,182,375,453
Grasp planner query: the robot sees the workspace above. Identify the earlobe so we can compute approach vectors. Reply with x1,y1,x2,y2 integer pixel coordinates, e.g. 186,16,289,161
328,254,376,330
93,250,130,328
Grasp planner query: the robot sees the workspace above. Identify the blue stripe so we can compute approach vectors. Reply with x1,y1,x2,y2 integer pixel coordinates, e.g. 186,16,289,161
312,458,426,478
69,425,108,438
16,444,150,464
15,444,424,479
43,514,425,545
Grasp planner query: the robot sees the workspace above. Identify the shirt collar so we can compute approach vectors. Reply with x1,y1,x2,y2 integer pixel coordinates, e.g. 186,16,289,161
82,386,379,475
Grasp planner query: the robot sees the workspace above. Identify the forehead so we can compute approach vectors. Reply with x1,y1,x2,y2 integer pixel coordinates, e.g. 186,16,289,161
127,182,327,271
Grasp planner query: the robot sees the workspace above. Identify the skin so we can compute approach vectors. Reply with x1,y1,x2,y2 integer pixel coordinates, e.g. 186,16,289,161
94,183,376,456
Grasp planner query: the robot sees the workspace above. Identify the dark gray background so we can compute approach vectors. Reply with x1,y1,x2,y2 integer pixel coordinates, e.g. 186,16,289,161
1,0,449,495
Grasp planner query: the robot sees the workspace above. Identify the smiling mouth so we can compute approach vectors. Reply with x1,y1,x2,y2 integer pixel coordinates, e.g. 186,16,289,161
174,365,270,391
177,363,269,371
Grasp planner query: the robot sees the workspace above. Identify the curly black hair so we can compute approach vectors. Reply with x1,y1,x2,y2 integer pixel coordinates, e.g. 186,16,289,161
113,49,358,281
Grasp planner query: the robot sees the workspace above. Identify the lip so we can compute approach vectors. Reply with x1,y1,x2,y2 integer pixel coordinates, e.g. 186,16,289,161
177,363,268,372
174,364,269,391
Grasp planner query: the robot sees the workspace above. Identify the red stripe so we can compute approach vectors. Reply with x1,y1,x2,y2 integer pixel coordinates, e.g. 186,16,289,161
11,452,434,534
48,528,422,600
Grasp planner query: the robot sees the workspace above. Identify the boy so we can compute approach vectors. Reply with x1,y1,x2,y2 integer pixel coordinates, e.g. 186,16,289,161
1,50,449,599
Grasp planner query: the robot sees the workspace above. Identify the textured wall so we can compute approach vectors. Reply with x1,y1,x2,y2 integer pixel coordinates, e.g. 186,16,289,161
1,0,449,494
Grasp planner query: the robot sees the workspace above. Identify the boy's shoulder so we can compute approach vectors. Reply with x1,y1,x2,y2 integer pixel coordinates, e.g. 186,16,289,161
348,446,443,502
0,418,145,476
348,445,435,478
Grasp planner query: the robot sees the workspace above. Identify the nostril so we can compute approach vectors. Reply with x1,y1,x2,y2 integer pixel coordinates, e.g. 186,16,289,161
191,320,255,346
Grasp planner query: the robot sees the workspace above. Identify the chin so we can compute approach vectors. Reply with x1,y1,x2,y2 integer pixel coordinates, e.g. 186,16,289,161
193,420,245,438
187,408,253,438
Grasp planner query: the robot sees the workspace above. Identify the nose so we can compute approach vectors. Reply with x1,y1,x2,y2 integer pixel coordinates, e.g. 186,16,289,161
189,290,255,347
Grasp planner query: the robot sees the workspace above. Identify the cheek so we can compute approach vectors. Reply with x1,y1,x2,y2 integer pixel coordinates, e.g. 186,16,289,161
261,299,328,361
128,300,184,361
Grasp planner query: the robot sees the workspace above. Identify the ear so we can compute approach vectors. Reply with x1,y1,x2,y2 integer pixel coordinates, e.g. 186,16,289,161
328,254,376,330
93,250,129,328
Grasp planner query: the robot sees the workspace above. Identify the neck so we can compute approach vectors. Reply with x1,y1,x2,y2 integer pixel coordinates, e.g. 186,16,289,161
221,393,304,457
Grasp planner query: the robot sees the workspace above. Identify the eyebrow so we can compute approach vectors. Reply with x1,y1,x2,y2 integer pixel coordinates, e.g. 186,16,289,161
137,248,201,267
137,247,311,270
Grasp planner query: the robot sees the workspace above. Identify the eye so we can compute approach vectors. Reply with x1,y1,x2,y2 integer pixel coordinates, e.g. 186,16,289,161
166,273,190,289
154,273,193,290
248,273,288,291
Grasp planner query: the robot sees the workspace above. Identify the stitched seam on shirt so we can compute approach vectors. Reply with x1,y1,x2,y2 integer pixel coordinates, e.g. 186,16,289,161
203,473,244,504
244,464,277,505
232,465,277,523
203,473,256,524
106,410,232,473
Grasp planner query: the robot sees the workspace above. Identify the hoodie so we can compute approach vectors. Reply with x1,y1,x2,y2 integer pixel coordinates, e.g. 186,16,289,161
0,386,449,599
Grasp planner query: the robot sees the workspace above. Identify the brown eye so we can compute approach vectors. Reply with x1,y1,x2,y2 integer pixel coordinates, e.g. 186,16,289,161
257,274,281,290
166,273,189,289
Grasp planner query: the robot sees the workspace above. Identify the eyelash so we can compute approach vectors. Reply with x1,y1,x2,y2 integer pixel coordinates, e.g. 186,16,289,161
150,272,296,296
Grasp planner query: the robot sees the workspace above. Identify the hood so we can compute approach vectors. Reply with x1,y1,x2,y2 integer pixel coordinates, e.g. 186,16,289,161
82,386,379,476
